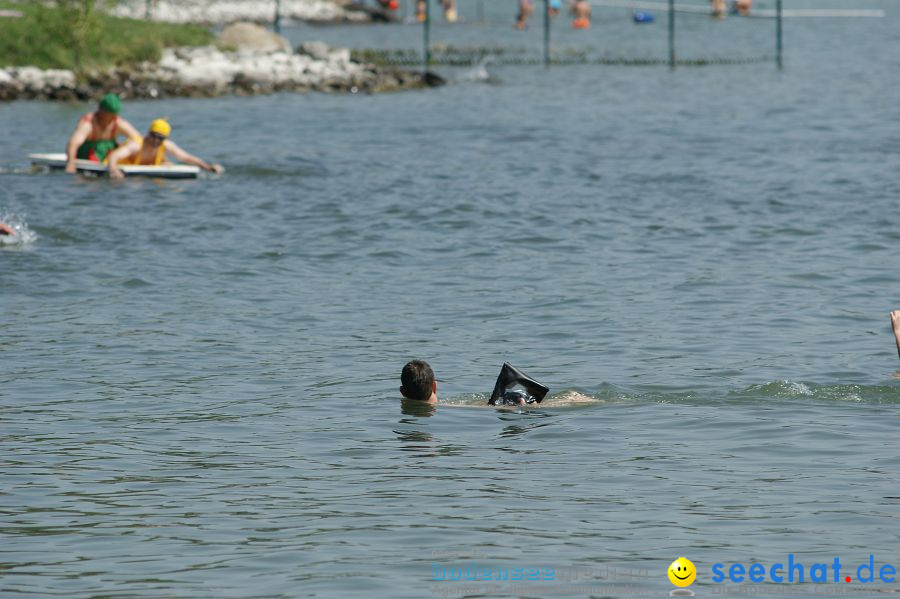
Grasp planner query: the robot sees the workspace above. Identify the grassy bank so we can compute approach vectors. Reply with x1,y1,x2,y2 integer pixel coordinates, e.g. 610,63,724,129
0,1,214,71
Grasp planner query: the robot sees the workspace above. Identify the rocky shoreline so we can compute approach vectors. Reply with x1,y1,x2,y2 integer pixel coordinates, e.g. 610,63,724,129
110,0,385,24
0,29,441,102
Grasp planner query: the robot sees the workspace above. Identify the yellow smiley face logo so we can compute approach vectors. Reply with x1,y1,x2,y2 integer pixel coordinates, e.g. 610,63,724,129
668,557,696,587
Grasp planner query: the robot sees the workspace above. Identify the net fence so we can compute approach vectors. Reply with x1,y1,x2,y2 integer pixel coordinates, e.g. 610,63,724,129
118,0,886,68
349,0,781,67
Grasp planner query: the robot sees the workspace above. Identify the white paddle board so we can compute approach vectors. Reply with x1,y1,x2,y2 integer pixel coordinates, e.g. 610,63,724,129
29,153,201,179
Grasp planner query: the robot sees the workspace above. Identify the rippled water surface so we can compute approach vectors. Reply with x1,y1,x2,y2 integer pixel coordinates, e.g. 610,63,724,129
1,3,899,597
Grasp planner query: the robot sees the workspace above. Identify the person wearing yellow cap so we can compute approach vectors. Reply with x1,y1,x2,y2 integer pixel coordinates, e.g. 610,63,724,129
65,93,142,173
106,119,224,180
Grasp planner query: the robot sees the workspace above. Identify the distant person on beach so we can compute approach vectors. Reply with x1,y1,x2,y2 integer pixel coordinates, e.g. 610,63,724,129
417,0,457,22
549,0,562,18
106,119,224,180
515,0,534,29
444,0,457,21
376,0,399,11
65,93,142,173
400,360,438,404
711,0,726,18
516,0,561,26
571,0,591,28
891,311,900,360
733,0,752,16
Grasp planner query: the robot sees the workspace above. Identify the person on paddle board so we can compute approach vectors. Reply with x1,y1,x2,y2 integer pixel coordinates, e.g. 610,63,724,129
106,118,224,180
65,93,142,173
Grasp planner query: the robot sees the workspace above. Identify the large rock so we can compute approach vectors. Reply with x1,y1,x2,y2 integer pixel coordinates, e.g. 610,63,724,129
219,22,292,54
297,41,330,61
297,42,351,65
2,67,75,94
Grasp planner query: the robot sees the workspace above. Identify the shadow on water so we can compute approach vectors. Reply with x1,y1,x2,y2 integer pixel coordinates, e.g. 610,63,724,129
400,399,437,417
393,423,469,457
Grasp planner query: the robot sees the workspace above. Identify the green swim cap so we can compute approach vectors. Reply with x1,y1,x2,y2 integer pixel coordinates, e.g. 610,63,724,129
98,93,122,114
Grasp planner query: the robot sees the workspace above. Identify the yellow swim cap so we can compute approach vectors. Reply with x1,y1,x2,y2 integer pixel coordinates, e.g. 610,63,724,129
149,119,171,138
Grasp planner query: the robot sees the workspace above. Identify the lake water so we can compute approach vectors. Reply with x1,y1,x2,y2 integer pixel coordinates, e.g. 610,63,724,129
1,1,899,597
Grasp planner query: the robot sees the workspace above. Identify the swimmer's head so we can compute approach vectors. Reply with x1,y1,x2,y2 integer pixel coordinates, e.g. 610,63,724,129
489,363,549,406
400,360,436,402
500,389,539,406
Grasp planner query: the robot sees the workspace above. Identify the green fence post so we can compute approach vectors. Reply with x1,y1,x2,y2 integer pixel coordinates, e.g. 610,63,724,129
668,0,675,68
274,0,281,34
776,0,783,69
424,0,431,68
543,0,550,67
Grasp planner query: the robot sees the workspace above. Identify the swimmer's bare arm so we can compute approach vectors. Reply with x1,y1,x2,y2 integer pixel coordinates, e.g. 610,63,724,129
65,119,92,173
164,140,224,174
891,310,900,360
106,140,140,180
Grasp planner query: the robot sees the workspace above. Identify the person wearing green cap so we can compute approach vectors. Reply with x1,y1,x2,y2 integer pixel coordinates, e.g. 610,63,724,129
64,93,141,173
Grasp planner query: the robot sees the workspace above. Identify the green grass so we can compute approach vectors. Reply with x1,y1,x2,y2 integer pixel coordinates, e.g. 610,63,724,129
0,1,214,71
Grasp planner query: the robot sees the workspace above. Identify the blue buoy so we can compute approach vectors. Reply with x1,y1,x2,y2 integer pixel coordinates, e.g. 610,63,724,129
633,10,655,23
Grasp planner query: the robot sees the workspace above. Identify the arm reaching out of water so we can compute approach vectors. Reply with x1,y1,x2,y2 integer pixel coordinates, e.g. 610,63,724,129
164,140,224,174
891,310,900,360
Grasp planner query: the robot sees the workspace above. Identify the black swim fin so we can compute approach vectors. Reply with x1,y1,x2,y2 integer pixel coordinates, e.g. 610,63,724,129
488,362,549,405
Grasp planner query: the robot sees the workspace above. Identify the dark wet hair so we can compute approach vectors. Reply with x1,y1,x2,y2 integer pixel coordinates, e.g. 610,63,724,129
401,360,434,401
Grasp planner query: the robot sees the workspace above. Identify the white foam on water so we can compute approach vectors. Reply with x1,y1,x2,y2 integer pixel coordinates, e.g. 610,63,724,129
457,63,492,83
441,390,605,408
0,212,37,246
780,380,813,396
